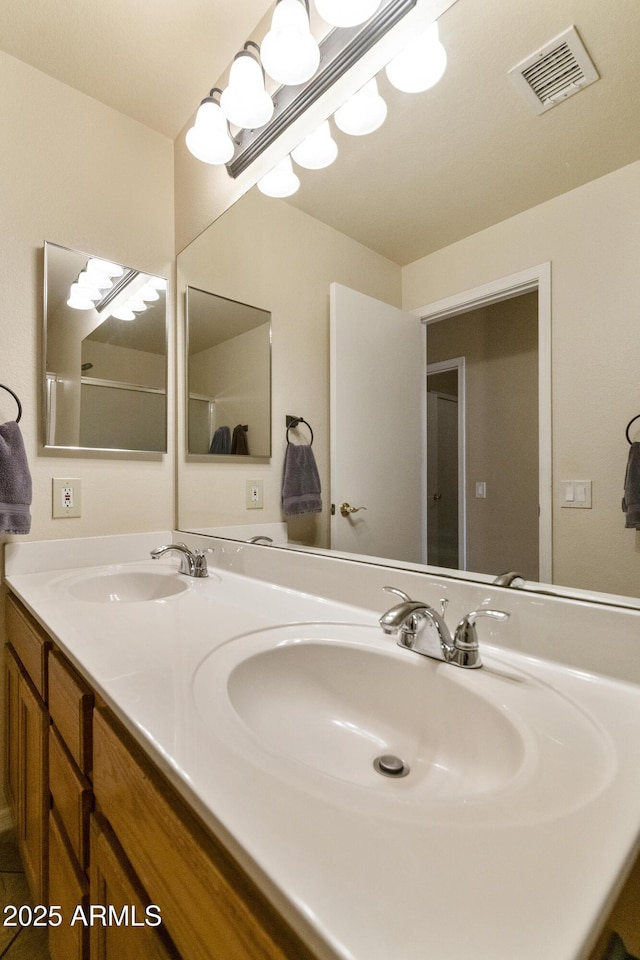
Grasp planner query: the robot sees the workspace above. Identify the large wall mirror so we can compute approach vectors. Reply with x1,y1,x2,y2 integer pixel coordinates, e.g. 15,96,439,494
186,286,271,460
44,241,168,454
176,0,640,606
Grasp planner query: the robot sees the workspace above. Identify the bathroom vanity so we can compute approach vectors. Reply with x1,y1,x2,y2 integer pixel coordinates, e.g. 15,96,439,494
4,531,640,960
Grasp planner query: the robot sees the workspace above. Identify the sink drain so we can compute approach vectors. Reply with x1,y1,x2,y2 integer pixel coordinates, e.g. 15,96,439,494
373,754,410,778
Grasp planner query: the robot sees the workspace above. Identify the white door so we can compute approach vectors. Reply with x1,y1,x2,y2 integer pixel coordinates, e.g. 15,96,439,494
330,283,425,563
426,390,459,568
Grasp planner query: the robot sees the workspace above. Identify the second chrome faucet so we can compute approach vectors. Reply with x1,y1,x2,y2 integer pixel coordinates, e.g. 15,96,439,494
379,587,509,669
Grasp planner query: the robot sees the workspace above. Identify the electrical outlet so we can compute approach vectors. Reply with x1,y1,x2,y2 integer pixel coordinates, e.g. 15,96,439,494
52,478,82,518
246,479,264,509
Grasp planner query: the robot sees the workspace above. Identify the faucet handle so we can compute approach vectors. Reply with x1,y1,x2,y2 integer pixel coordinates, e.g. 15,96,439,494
454,609,509,648
383,586,412,603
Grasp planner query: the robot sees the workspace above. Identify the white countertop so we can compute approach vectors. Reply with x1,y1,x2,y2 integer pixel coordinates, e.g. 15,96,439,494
5,537,640,960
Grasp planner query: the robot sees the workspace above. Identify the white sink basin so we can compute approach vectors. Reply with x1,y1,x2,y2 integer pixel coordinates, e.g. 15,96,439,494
193,623,612,822
65,565,190,602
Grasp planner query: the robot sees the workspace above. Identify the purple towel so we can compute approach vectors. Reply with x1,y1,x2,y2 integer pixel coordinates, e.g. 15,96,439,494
0,421,32,535
281,444,321,517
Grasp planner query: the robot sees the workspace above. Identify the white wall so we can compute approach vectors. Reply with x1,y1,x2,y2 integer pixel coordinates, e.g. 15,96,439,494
0,51,175,549
402,161,640,596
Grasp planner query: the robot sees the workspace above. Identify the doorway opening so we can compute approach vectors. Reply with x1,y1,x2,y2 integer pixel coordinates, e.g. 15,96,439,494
417,263,552,582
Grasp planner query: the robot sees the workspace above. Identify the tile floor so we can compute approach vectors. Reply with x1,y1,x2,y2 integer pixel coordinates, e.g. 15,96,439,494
0,829,50,959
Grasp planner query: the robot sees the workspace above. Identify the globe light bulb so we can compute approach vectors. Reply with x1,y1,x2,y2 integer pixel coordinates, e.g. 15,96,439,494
221,49,274,129
385,22,447,93
260,0,320,86
314,0,380,28
257,155,300,197
292,121,338,169
67,283,95,310
186,97,234,165
334,78,387,136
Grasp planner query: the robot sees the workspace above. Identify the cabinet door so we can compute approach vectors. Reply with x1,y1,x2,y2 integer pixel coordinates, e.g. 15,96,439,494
89,814,178,960
48,808,88,960
6,647,49,905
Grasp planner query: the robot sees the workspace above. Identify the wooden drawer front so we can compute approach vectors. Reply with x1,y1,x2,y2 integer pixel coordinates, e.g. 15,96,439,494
93,708,316,960
49,725,92,870
90,813,179,960
48,650,93,774
6,595,50,698
48,808,89,960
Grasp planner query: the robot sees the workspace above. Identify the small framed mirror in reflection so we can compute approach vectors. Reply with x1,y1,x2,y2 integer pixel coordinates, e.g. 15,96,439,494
186,285,271,461
43,241,168,455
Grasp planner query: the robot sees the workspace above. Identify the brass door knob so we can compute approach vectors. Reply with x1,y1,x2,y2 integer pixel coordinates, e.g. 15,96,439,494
340,502,368,517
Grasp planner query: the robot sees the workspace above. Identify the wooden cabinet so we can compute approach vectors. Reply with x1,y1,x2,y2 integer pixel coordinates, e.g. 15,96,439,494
4,599,50,906
48,806,89,960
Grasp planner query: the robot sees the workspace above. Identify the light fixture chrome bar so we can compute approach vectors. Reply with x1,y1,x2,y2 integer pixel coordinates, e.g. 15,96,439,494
226,0,417,178
95,268,139,312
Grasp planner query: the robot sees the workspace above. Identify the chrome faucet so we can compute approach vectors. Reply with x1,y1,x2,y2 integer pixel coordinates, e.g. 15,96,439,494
379,587,509,669
493,571,526,588
150,542,209,578
247,536,273,545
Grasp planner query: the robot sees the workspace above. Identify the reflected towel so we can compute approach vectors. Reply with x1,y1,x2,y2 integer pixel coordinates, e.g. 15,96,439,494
209,426,231,455
622,442,640,529
231,424,249,456
0,421,32,535
281,444,322,517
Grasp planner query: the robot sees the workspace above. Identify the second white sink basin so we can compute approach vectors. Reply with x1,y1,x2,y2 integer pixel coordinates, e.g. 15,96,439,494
193,623,612,822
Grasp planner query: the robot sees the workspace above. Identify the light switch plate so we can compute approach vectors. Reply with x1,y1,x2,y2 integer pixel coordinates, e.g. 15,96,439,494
52,478,82,518
561,480,592,509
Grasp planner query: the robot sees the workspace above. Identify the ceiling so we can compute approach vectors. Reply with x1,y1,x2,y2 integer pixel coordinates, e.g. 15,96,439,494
2,0,640,264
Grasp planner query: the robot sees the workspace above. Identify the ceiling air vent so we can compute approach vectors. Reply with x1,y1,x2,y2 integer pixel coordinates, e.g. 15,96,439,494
508,26,599,115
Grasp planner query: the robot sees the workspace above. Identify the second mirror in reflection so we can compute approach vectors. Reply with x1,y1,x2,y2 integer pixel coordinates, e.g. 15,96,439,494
186,286,271,459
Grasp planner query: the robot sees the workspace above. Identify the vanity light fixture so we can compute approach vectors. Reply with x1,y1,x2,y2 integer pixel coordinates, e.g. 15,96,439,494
87,258,123,279
385,20,447,92
185,89,235,165
111,306,137,321
257,154,301,196
220,42,274,129
67,283,96,311
334,77,387,135
291,119,338,168
314,0,381,28
260,0,320,86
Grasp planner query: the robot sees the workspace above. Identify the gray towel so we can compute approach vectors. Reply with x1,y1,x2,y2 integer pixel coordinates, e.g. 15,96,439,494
209,425,231,454
0,421,32,535
281,444,322,517
622,442,640,529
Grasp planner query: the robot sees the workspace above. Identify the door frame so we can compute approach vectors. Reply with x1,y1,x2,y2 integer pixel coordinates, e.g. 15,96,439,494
426,356,467,569
413,262,552,583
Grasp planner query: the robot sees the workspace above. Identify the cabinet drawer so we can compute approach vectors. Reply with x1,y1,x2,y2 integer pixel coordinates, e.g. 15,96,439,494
6,595,50,698
48,650,93,774
49,725,92,870
93,708,316,960
48,807,88,960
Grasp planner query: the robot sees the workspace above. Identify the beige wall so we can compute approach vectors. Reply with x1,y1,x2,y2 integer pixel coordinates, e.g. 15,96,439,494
0,50,175,551
427,294,539,579
403,160,640,596
177,187,401,546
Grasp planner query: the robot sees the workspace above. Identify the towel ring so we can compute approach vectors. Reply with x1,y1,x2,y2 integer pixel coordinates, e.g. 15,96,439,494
626,414,640,445
0,383,22,423
286,417,313,445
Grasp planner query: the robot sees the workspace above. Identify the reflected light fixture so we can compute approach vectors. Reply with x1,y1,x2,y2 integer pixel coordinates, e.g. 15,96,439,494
220,42,274,129
291,120,338,168
257,155,300,197
260,0,320,86
67,283,96,311
385,20,447,92
314,0,381,28
334,77,387,135
185,89,235,164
